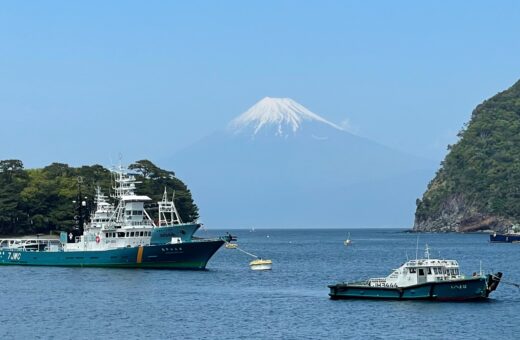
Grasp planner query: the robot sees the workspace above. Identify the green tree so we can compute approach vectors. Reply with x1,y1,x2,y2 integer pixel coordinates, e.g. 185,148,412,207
0,159,199,235
415,79,520,230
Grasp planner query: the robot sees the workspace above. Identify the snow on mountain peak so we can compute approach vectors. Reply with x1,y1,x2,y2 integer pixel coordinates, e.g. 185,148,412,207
230,97,344,136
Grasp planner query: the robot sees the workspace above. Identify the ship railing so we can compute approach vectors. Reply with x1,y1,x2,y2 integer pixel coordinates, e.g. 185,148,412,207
347,280,370,286
127,221,155,227
188,236,231,243
0,238,63,252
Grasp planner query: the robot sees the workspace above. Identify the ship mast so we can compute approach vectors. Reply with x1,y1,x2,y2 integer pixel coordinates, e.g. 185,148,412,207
73,176,87,234
158,187,182,226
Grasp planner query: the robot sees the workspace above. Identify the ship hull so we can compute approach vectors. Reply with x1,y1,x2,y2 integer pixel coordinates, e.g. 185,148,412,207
329,275,500,301
150,223,201,244
0,240,224,270
489,233,520,243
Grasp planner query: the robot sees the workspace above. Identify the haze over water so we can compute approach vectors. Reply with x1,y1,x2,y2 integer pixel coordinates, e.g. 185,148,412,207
1,229,518,339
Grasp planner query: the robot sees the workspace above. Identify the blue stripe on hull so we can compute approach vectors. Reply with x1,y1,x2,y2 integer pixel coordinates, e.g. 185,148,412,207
329,277,490,301
0,240,224,270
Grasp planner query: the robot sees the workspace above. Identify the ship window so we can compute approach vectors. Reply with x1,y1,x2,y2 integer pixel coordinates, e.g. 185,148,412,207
130,232,135,237
409,268,416,273
418,269,425,276
126,210,131,215
105,233,109,238
140,231,144,236
117,232,125,238
427,268,432,275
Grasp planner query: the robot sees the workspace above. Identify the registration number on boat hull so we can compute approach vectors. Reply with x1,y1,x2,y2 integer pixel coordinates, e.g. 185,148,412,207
1,252,22,261
450,284,467,289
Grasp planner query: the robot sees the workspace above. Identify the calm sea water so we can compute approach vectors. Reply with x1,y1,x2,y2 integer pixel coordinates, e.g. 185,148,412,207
1,229,519,339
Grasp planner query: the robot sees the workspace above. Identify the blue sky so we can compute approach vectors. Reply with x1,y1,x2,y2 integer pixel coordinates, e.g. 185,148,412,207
0,1,519,168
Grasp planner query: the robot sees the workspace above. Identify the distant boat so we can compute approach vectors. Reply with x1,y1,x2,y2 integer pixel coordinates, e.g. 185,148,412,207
250,227,255,232
490,225,520,243
344,233,352,246
328,245,502,301
250,259,272,271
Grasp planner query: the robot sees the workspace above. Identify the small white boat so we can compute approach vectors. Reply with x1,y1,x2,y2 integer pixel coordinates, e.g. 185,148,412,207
225,243,238,249
249,258,272,271
344,233,352,246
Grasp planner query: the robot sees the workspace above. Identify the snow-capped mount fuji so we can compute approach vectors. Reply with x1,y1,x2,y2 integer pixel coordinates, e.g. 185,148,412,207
229,97,344,137
164,97,436,228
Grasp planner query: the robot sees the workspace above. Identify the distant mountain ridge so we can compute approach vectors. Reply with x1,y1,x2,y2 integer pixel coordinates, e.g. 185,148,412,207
414,80,520,232
165,97,435,228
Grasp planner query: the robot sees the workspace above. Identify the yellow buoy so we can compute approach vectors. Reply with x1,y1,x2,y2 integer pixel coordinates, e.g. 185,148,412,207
225,243,238,249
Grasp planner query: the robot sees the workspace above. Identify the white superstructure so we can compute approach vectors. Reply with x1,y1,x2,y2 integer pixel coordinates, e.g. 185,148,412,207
366,246,466,288
64,166,180,252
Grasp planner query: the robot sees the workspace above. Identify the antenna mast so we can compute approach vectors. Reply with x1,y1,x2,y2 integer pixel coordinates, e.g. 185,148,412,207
415,235,419,260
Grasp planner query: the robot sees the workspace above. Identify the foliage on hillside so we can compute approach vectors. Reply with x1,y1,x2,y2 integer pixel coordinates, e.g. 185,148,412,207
0,160,198,235
415,80,520,229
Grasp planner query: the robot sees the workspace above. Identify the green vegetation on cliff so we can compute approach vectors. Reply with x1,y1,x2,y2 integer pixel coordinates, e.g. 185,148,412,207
415,80,520,231
0,159,198,235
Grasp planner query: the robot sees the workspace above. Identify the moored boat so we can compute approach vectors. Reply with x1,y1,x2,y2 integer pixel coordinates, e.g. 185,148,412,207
328,245,502,301
249,259,272,270
0,166,232,270
490,225,520,243
344,232,352,246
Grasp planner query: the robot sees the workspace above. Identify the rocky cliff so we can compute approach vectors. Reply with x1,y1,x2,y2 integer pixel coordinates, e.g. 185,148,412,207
414,80,520,232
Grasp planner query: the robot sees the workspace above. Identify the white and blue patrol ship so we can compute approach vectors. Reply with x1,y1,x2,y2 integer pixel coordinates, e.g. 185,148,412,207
0,167,232,269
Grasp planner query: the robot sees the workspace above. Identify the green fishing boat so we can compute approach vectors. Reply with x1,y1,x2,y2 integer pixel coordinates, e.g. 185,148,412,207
329,245,502,301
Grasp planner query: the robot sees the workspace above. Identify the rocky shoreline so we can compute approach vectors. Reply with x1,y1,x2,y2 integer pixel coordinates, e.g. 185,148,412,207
413,195,512,233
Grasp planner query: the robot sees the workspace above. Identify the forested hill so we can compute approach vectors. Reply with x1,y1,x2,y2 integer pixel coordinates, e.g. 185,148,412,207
414,80,520,232
0,160,198,235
